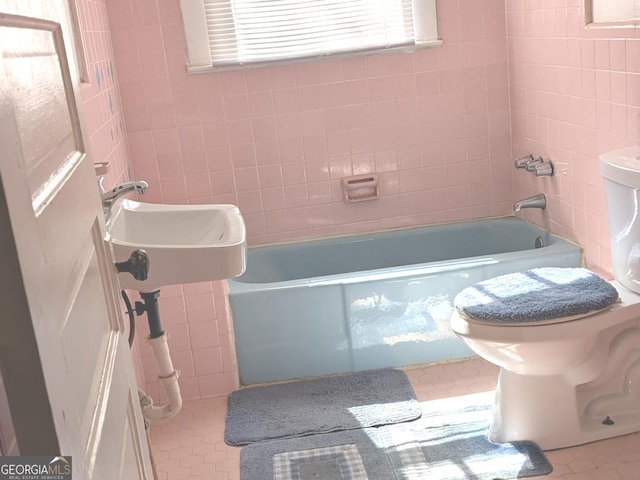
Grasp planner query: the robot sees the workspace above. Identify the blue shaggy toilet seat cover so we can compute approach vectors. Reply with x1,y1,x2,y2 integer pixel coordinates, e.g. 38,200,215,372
454,267,620,325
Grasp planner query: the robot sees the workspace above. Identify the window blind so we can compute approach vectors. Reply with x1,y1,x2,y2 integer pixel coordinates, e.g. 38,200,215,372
591,0,640,23
180,0,440,72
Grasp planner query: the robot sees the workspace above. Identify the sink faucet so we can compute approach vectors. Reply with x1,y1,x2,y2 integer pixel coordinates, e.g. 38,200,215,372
99,177,149,218
514,193,546,212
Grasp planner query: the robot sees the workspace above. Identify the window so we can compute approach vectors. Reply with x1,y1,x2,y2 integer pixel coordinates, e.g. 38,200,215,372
67,0,89,83
179,0,440,73
587,0,640,24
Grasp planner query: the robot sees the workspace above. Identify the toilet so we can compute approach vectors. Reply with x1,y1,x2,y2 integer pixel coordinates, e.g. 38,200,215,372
450,146,640,451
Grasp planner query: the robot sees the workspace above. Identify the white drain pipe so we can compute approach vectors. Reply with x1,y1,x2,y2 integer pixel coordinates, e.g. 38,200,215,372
138,332,182,420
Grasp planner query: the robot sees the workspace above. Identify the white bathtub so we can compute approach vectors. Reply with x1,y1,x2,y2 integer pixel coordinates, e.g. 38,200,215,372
229,217,582,384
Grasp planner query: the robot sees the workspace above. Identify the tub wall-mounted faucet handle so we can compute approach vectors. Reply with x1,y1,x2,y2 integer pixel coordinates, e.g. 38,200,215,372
515,154,534,169
525,156,544,172
534,161,554,177
515,154,555,177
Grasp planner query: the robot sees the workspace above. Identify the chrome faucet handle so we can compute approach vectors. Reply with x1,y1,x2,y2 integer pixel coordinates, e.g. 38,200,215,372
515,154,534,169
525,156,544,172
100,179,149,221
534,161,554,177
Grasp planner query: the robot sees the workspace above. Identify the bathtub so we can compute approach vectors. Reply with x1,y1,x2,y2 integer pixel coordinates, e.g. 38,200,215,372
228,217,582,385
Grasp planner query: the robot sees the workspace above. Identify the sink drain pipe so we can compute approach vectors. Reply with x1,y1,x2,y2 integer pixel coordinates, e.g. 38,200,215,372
124,289,183,421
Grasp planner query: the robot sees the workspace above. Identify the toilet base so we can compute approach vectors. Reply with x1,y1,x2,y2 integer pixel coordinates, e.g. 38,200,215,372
489,370,582,450
489,368,640,450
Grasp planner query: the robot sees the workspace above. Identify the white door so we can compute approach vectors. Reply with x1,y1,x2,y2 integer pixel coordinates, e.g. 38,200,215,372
0,4,152,479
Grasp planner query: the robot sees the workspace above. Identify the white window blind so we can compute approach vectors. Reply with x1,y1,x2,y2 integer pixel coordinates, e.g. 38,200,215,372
180,0,441,73
590,0,640,23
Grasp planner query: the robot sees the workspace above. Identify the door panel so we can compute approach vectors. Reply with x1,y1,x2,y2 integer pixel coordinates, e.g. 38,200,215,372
0,5,152,478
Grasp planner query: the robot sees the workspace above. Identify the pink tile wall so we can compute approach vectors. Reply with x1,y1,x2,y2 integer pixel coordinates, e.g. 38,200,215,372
108,0,513,241
77,0,132,188
106,0,513,397
507,0,640,277
73,0,147,385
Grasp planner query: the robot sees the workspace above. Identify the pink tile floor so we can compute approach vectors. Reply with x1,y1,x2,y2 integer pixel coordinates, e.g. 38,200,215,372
149,357,640,480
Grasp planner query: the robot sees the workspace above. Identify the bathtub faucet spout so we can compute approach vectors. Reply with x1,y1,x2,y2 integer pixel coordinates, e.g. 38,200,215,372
514,193,546,212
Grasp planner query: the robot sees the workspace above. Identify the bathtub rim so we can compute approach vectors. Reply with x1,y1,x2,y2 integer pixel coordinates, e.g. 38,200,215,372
229,216,583,293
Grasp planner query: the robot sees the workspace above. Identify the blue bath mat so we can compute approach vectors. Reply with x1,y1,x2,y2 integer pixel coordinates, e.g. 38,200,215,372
378,402,552,480
240,398,552,480
454,267,619,325
224,368,421,445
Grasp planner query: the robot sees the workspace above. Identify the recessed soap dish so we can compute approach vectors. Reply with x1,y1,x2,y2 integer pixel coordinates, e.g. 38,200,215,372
342,174,379,203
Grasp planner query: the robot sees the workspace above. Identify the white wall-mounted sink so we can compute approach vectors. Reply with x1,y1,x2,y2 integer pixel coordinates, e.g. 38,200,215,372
108,200,246,291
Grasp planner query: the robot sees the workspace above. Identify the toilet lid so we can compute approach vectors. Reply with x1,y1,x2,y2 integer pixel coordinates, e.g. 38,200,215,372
454,267,620,326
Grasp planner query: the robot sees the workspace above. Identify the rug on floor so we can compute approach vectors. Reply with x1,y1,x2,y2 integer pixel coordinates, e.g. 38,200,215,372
224,369,421,445
240,400,553,480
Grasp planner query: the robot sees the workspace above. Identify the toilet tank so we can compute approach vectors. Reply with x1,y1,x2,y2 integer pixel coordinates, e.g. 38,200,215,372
599,146,640,293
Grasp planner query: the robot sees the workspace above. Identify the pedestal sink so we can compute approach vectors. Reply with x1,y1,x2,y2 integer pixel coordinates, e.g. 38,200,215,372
107,200,246,291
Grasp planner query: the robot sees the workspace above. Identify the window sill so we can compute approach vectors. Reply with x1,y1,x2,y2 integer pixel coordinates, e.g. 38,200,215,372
185,39,444,75
584,19,640,38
